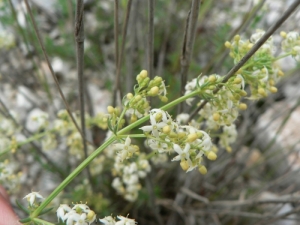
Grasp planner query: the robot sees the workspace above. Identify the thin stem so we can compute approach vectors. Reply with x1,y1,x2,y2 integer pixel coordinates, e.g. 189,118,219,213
112,0,120,106
148,0,155,79
189,0,300,120
178,0,201,113
23,0,84,141
75,0,93,188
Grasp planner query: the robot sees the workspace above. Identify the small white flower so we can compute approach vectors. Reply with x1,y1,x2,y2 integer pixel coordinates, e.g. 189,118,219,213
114,136,136,161
116,215,136,225
172,144,191,163
140,112,167,137
99,216,116,225
23,192,44,206
57,204,72,221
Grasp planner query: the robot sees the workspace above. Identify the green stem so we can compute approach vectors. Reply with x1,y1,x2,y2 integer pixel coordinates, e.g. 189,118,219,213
274,52,291,61
119,134,146,138
0,131,50,158
29,89,201,219
32,218,55,225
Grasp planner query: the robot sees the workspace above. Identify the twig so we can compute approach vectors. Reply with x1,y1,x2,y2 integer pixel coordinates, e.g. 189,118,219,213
147,0,155,80
188,0,300,121
116,0,132,102
112,0,120,106
178,0,201,113
23,0,85,140
75,0,93,185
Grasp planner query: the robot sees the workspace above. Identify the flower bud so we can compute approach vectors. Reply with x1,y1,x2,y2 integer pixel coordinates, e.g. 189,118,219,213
239,103,247,110
270,86,277,93
180,160,189,171
163,125,171,134
199,165,207,175
207,151,217,161
258,88,266,96
234,35,240,42
208,75,216,82
130,114,137,123
233,77,242,84
213,112,220,121
224,41,231,48
155,112,162,122
107,106,114,114
149,86,159,96
280,31,287,38
127,93,133,100
159,96,168,102
278,70,284,76
139,70,148,78
187,133,197,142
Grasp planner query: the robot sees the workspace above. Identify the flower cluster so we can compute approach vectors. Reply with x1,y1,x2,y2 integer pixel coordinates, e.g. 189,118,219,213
225,30,284,99
57,203,96,225
112,154,151,201
124,70,167,123
99,215,136,225
281,31,300,61
141,109,215,174
0,159,22,191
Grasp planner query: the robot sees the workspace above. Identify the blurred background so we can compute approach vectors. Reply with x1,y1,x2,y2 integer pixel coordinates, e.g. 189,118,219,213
0,0,300,224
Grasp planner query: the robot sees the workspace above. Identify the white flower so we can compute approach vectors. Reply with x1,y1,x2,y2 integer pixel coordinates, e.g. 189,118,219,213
140,112,167,137
114,136,136,161
176,113,190,125
23,192,44,206
72,204,91,213
57,204,72,221
116,216,136,225
172,144,191,163
99,216,116,225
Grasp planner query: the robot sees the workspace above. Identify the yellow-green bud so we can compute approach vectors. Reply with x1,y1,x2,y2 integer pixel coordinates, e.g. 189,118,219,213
86,210,96,222
270,86,277,93
268,79,274,86
196,131,203,138
258,88,266,96
187,133,198,142
155,112,162,122
178,132,186,139
240,90,248,97
208,75,216,83
139,70,148,78
207,151,217,161
127,93,134,100
107,106,114,114
163,125,171,134
130,114,137,123
239,103,247,110
234,35,240,42
149,86,159,96
280,31,287,38
247,43,253,49
213,112,220,121
233,77,242,84
160,96,168,102
224,41,231,48
226,146,232,153
278,70,284,76
180,160,189,171
199,165,207,175
153,76,163,85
